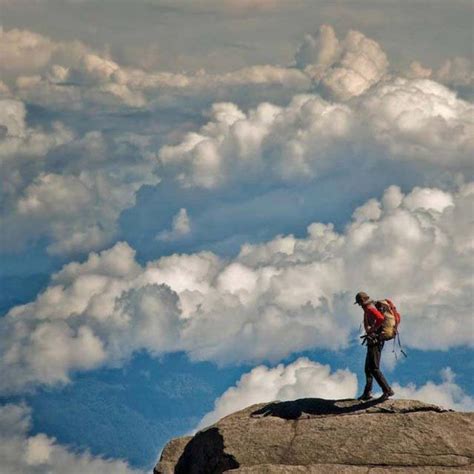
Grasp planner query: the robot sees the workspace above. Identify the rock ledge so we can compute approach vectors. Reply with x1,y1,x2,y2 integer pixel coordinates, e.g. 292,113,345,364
155,398,474,473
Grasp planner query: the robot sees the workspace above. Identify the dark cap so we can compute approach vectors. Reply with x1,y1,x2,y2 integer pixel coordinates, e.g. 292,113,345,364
354,291,372,305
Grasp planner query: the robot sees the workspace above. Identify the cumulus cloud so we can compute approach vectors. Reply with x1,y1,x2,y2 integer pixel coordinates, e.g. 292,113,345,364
0,27,57,79
0,97,159,254
8,24,440,113
360,78,473,166
0,98,73,160
1,183,472,393
295,25,341,70
320,30,388,101
296,25,389,100
405,61,432,80
197,357,357,429
159,78,473,188
0,27,310,111
15,61,310,111
295,25,471,101
159,97,353,187
0,403,144,474
0,27,142,108
0,28,319,257
1,25,470,114
436,57,473,93
393,368,474,412
156,208,191,241
0,24,398,113
405,57,473,100
2,25,472,257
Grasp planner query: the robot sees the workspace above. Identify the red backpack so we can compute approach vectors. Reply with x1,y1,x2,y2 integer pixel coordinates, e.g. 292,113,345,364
375,298,401,341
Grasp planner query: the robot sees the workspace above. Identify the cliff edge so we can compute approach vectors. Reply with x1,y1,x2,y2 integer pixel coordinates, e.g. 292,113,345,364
155,398,474,473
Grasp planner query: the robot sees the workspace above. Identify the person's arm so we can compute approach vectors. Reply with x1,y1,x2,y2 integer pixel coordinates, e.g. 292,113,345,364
363,311,370,333
366,306,384,334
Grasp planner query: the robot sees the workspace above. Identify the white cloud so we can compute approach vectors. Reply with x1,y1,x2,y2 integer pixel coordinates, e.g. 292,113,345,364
0,98,159,254
0,98,73,161
14,62,310,111
402,187,453,213
436,57,473,89
393,368,474,412
159,77,473,189
159,96,353,187
360,78,473,166
0,27,56,79
404,57,472,97
1,183,472,393
197,357,357,430
10,24,445,113
405,61,432,80
156,208,191,241
1,25,472,257
296,25,389,100
320,30,388,101
0,403,144,474
1,25,471,114
0,27,311,111
295,25,341,70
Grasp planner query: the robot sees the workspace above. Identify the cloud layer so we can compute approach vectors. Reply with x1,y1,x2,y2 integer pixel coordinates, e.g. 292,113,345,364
0,27,311,111
0,403,144,474
1,183,472,393
159,79,473,188
0,96,159,254
1,24,472,256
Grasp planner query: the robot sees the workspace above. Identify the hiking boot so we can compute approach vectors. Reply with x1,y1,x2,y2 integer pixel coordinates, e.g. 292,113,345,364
357,391,373,401
379,388,395,401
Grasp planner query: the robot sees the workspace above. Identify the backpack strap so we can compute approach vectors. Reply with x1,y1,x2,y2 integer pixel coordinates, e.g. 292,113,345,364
376,300,390,313
397,332,407,358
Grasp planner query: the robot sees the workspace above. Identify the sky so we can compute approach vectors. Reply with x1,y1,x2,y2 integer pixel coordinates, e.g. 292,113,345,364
0,0,473,472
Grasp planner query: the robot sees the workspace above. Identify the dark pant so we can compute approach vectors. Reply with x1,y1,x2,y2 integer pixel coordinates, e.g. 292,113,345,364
363,339,391,393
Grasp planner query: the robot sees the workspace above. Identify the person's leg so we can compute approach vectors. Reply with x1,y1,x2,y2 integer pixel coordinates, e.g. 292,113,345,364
358,346,374,400
364,347,373,391
371,341,393,395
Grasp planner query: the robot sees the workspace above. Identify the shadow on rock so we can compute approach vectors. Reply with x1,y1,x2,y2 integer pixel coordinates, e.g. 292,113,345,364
175,427,239,474
251,397,383,420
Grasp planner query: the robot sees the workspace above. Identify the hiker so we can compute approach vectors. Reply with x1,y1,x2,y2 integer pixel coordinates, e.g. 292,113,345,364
355,291,394,401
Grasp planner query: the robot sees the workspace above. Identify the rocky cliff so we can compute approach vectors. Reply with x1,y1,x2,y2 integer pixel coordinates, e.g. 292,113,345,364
155,398,474,473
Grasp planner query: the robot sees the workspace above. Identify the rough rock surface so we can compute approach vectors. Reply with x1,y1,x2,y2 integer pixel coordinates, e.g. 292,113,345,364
155,398,474,473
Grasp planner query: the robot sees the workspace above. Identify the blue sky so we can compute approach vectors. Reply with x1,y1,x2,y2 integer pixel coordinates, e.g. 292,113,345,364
0,1,473,472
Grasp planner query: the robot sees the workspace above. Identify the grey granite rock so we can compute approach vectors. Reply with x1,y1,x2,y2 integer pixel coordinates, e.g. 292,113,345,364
154,398,474,473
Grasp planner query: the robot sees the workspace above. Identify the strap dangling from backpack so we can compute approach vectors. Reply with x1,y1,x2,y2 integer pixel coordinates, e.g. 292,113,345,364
397,332,407,358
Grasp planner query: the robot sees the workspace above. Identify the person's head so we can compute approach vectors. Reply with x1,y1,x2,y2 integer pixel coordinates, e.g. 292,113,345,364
354,291,373,307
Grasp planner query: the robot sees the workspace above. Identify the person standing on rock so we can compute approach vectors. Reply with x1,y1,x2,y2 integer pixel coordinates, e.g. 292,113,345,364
355,291,395,401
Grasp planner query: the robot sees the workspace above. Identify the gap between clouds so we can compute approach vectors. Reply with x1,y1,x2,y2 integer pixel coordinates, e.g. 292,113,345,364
1,182,472,394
